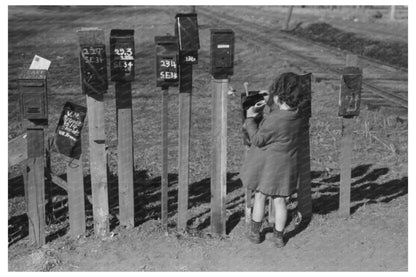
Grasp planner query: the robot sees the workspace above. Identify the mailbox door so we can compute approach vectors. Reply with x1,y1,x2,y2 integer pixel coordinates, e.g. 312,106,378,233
339,67,362,117
210,29,234,78
18,76,48,120
80,44,108,94
110,30,135,82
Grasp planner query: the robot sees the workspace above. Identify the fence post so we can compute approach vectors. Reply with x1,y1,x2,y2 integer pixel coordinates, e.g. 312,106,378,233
175,13,200,231
177,65,192,231
110,29,135,228
211,78,228,235
78,28,109,236
67,156,86,237
297,73,313,223
339,54,362,218
284,6,294,30
161,86,169,229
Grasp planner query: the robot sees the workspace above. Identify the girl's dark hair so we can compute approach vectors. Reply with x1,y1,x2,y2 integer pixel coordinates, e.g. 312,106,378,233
268,72,303,108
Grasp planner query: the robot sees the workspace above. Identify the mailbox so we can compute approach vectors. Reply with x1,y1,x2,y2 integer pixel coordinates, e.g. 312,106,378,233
175,13,200,64
210,29,234,79
110,29,135,82
155,35,179,88
338,67,362,117
18,69,48,120
78,28,108,94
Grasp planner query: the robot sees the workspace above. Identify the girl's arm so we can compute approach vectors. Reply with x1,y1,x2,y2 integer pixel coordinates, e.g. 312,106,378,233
245,116,275,148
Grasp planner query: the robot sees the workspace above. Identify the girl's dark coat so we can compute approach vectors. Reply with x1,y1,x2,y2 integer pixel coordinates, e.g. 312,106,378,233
240,106,303,196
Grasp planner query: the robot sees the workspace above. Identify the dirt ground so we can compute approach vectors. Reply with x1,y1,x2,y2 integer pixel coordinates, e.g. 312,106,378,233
7,6,408,272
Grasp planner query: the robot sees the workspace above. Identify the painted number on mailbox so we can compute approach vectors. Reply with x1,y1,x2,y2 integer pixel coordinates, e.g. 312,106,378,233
80,44,108,94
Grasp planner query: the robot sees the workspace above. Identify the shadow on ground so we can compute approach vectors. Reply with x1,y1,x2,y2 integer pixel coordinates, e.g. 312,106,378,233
8,163,407,245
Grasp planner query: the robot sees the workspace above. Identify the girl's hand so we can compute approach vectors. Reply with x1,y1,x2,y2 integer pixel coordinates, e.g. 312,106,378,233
246,106,259,118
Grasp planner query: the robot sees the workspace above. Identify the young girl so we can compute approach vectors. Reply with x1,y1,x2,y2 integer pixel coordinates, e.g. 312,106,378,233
240,72,304,248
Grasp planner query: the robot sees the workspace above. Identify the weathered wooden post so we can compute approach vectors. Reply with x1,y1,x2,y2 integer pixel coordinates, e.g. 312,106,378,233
339,54,362,218
297,73,313,223
155,35,179,229
18,69,48,246
175,13,200,231
54,102,87,237
284,6,294,30
210,29,234,235
390,6,396,21
110,29,136,228
77,28,109,236
240,83,265,226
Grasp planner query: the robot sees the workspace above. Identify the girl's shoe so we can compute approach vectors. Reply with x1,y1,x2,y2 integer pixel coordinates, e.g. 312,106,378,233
272,228,285,248
247,220,262,244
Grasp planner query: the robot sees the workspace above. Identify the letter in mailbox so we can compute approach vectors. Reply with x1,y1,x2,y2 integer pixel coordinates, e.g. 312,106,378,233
110,29,135,82
210,29,234,79
18,69,48,120
155,36,179,88
339,67,362,117
175,13,200,64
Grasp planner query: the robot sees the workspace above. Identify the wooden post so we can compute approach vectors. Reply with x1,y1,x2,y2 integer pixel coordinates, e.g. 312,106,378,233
67,156,86,237
116,82,134,228
86,94,109,235
284,6,294,30
390,6,396,21
78,28,109,236
339,54,358,218
177,64,192,231
161,87,169,230
211,78,228,235
297,118,312,221
244,146,252,226
26,126,46,246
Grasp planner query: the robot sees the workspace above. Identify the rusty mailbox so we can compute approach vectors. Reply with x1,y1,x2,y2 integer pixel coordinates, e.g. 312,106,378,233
110,29,135,82
175,13,200,65
79,37,108,94
155,35,179,88
210,29,234,79
338,67,362,117
18,69,48,120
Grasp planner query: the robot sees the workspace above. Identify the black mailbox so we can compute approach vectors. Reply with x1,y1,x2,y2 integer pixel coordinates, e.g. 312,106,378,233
18,69,48,120
210,29,234,79
339,67,362,117
155,35,179,88
110,29,135,82
175,13,200,64
79,42,108,94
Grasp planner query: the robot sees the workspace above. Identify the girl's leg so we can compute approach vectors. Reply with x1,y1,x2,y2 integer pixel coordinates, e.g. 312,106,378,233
252,191,267,222
273,196,287,232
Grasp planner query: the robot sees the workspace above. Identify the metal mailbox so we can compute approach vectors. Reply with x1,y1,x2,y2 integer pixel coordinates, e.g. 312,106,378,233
210,29,234,79
18,69,48,120
110,29,135,82
338,67,362,117
155,35,179,88
175,13,200,64
79,41,108,94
